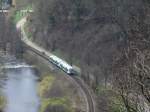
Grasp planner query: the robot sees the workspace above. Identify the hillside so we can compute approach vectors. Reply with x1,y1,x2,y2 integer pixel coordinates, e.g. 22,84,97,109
19,0,150,112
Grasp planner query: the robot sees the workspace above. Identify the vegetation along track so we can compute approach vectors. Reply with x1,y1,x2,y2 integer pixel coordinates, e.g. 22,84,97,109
23,42,95,112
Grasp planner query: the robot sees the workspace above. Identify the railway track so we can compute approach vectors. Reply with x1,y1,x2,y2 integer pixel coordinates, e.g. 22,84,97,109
73,76,95,112
23,43,95,112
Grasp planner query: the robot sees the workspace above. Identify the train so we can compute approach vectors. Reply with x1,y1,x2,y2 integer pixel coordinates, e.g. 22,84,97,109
49,55,76,75
23,43,77,75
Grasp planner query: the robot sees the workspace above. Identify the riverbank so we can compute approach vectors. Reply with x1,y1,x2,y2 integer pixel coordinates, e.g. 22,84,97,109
23,49,88,112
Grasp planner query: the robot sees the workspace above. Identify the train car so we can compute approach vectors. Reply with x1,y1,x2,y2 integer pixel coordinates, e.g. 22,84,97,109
49,55,75,75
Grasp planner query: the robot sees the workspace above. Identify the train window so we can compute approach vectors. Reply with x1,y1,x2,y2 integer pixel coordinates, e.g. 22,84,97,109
59,64,63,67
54,60,58,64
52,60,56,63
69,69,76,75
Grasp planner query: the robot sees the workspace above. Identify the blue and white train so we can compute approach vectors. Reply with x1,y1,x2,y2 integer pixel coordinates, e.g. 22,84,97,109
49,55,76,75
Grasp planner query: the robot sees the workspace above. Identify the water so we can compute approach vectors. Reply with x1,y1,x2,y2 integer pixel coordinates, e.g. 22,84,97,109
2,66,40,112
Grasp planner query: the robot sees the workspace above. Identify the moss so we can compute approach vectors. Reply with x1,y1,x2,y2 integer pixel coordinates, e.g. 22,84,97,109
38,75,55,97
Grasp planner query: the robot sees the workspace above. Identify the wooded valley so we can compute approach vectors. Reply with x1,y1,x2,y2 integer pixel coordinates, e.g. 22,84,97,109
0,0,150,112
26,0,150,111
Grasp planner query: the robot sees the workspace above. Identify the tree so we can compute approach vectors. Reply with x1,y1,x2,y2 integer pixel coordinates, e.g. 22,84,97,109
29,0,150,111
0,14,22,56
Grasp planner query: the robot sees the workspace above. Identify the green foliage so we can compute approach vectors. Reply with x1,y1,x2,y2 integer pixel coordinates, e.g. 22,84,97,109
38,75,55,97
38,75,74,112
40,97,72,112
13,5,32,23
13,11,25,23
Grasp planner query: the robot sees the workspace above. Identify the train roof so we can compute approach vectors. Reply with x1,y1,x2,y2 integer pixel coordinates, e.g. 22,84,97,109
50,55,73,69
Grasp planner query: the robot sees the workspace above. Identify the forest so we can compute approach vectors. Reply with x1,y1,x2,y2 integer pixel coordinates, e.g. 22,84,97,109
0,0,150,112
25,0,150,112
0,13,22,56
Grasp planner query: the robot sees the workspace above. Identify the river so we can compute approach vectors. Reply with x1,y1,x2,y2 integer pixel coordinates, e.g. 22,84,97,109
0,55,40,112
